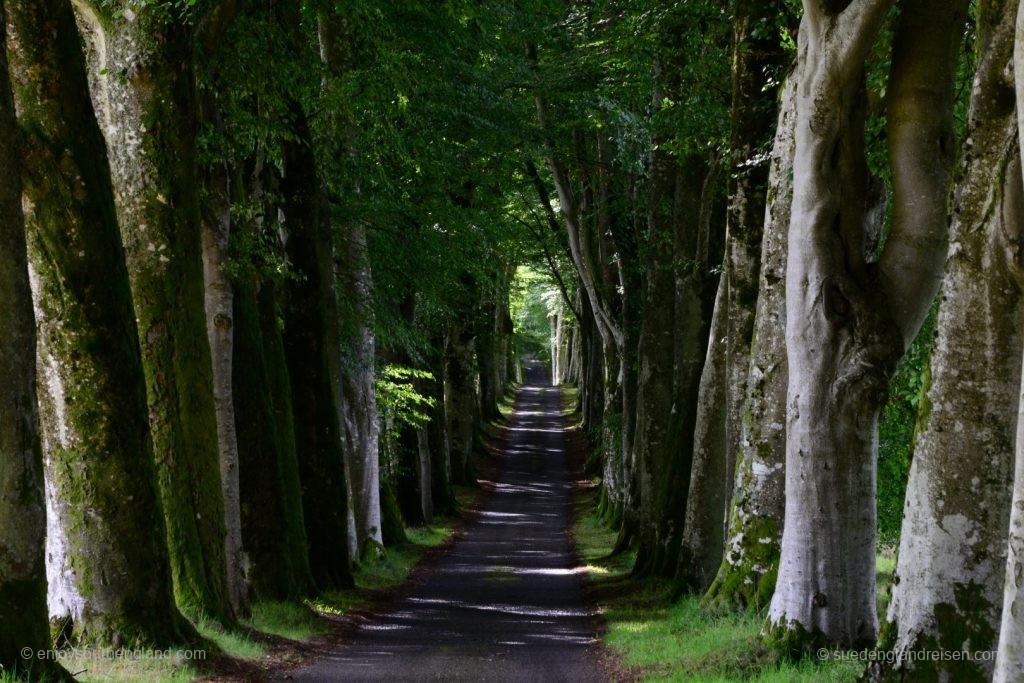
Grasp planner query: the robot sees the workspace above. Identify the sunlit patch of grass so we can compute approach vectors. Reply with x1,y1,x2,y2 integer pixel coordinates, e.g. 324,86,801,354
312,516,458,617
246,601,326,642
876,546,897,617
559,383,580,417
498,390,519,419
572,490,867,682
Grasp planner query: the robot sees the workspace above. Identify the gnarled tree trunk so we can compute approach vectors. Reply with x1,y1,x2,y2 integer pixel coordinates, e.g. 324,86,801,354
768,0,965,650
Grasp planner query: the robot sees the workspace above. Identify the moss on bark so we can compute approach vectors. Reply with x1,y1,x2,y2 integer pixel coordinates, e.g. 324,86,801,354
7,0,195,648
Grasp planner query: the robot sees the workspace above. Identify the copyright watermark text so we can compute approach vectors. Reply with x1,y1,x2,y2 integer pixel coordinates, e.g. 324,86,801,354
20,646,206,663
816,647,997,665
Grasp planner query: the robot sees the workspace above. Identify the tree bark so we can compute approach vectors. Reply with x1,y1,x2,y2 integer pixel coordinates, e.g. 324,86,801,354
337,225,384,557
879,1,1017,675
200,160,249,617
995,8,1024,677
768,0,965,651
73,1,236,623
679,0,789,594
445,323,479,485
280,108,353,590
8,0,194,646
0,2,68,674
704,69,797,611
679,277,728,591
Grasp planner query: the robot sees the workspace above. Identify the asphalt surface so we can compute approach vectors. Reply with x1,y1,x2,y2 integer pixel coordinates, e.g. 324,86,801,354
294,361,605,682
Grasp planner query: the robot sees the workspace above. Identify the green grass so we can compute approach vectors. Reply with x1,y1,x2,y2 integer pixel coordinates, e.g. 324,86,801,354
573,490,875,682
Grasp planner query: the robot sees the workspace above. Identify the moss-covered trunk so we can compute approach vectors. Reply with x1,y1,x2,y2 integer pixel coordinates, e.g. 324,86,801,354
73,1,235,623
703,69,796,611
0,3,67,675
678,0,787,594
280,108,353,591
445,323,479,486
8,0,193,648
233,274,315,600
880,2,1017,675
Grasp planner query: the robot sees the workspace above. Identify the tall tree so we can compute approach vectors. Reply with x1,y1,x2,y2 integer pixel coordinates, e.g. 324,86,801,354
317,3,384,558
0,0,67,675
7,0,195,646
995,9,1024,671
703,68,797,611
881,0,1019,676
678,0,789,592
72,0,240,622
768,0,966,650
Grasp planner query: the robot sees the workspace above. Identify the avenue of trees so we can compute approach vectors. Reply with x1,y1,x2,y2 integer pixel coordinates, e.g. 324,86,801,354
2,0,1024,682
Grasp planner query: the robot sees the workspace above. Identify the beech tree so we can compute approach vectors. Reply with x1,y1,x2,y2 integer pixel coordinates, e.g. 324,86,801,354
679,0,789,592
703,67,797,610
0,1,64,674
72,0,240,622
8,0,195,646
768,0,966,649
996,7,1024,668
882,0,1019,676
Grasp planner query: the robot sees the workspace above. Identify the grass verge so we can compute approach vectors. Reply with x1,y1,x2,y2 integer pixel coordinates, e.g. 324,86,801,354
51,484,478,682
573,488,882,682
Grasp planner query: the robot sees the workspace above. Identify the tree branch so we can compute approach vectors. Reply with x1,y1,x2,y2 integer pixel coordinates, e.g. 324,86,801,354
877,0,968,343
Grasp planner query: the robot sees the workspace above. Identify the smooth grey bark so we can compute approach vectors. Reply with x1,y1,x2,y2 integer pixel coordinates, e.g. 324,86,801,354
704,69,796,611
769,0,965,650
9,0,194,646
0,1,65,672
679,276,728,590
338,226,383,557
200,164,249,618
881,1,1018,676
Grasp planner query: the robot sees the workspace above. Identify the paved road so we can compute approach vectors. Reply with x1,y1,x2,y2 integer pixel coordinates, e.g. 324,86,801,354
294,361,605,682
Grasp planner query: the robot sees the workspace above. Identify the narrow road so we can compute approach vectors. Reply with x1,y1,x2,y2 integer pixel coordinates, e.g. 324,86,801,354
294,361,605,681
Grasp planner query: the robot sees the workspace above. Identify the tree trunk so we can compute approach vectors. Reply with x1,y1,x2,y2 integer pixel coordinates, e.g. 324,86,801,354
200,162,249,617
280,108,353,590
233,275,315,600
0,2,67,673
632,142,683,576
995,11,1024,677
337,226,384,558
879,2,1018,675
768,0,965,651
445,324,479,485
679,0,789,594
426,339,458,516
678,277,728,591
74,1,236,623
8,0,193,647
704,69,797,611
